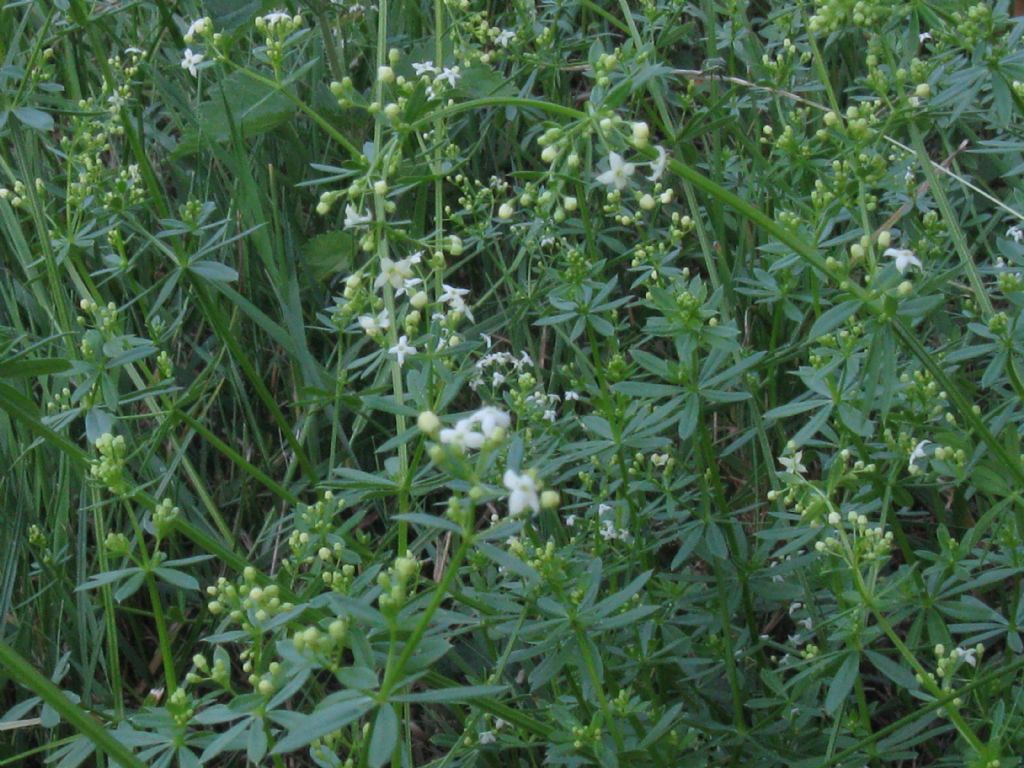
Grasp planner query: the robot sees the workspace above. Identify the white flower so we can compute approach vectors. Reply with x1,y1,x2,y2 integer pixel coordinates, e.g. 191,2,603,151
397,276,422,297
438,67,461,87
184,17,211,42
357,311,390,336
180,49,204,77
565,514,577,527
778,451,807,475
412,60,438,76
564,390,580,401
261,11,292,27
908,439,931,470
954,646,978,667
389,335,416,366
343,204,372,229
647,146,668,182
470,406,510,438
440,418,485,450
543,409,556,422
919,31,932,43
884,247,922,274
374,257,415,291
125,46,144,55
597,503,613,517
503,469,540,517
600,520,619,540
1007,225,1024,244
496,29,515,47
479,731,496,745
440,284,474,321
596,152,635,190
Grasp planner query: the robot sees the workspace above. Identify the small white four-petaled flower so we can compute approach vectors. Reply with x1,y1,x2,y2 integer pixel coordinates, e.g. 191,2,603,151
343,204,372,229
438,67,460,87
908,439,931,472
504,469,540,517
647,146,668,182
778,451,807,475
884,247,922,274
596,152,635,190
181,49,204,77
357,311,390,337
389,335,416,366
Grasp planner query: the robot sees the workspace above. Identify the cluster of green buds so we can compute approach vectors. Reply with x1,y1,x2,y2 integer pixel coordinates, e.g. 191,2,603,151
102,162,145,210
798,642,821,660
918,643,984,715
249,660,284,696
0,179,37,208
994,257,1024,295
808,0,893,33
570,718,603,751
761,36,810,75
945,2,996,49
104,531,132,556
166,687,194,726
255,11,303,70
152,498,179,539
377,552,420,613
78,298,119,333
156,350,173,379
26,524,53,565
292,617,349,658
91,433,128,495
815,510,893,563
185,651,230,688
45,386,73,415
506,538,563,577
205,567,294,626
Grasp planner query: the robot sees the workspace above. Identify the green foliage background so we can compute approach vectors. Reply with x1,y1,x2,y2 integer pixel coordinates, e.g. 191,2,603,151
3,0,1024,766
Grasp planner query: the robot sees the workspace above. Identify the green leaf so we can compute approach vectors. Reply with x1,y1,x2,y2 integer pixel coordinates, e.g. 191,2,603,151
808,300,860,340
13,106,53,131
153,567,200,591
825,653,860,714
272,695,373,754
865,650,918,691
391,684,507,704
0,358,70,377
188,260,239,283
367,706,398,768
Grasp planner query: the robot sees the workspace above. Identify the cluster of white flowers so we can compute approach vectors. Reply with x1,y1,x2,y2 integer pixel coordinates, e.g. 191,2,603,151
410,60,461,100
566,503,629,540
420,406,558,519
470,349,534,390
438,406,510,450
180,17,215,78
